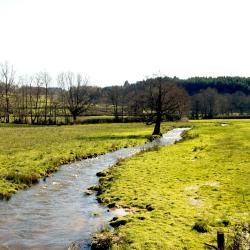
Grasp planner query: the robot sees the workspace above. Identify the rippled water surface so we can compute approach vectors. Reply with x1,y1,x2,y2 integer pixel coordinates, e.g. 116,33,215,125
0,128,189,250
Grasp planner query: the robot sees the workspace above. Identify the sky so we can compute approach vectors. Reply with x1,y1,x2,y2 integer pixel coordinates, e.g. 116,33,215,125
0,0,250,87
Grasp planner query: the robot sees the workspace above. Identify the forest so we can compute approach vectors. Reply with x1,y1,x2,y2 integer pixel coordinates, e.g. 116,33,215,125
1,62,250,127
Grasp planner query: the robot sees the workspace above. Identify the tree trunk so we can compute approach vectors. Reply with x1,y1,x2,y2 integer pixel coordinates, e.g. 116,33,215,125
5,97,9,123
44,85,48,123
72,114,77,123
152,112,161,135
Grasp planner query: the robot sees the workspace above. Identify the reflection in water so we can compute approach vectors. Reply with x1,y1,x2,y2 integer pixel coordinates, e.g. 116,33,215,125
0,128,189,250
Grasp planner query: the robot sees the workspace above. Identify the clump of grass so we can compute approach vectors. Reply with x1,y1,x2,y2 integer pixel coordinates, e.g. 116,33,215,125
91,227,128,250
192,145,206,152
96,171,107,177
146,134,161,142
146,145,160,152
182,132,199,141
145,204,154,211
192,219,209,233
107,202,116,208
222,219,230,227
88,185,100,192
116,158,126,166
5,171,40,186
110,217,128,227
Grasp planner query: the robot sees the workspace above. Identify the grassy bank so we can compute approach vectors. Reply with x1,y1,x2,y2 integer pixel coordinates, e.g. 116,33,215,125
0,122,167,199
96,120,250,249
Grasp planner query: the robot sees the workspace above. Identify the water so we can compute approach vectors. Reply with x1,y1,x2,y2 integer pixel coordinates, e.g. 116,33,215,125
0,128,190,250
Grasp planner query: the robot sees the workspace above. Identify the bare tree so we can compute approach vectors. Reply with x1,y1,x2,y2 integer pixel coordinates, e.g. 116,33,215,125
0,82,4,121
144,77,189,135
40,72,51,123
13,76,30,123
173,87,190,119
198,88,219,118
12,77,22,123
126,89,145,117
107,86,121,121
31,74,43,124
232,91,248,115
0,62,15,123
218,94,232,116
57,73,69,123
191,94,201,119
57,72,91,122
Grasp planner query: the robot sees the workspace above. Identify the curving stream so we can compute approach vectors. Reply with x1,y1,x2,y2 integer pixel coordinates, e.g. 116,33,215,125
0,128,190,250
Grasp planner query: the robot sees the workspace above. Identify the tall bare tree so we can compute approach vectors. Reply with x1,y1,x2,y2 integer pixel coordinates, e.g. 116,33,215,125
57,73,69,123
144,77,189,135
198,88,219,118
57,72,91,122
40,72,51,123
107,86,121,121
0,62,15,123
14,76,30,123
31,74,43,124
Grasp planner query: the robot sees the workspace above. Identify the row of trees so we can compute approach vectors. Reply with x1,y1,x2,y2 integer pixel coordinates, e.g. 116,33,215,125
0,62,98,124
104,80,250,121
191,88,250,119
0,63,190,133
105,78,250,121
1,62,250,134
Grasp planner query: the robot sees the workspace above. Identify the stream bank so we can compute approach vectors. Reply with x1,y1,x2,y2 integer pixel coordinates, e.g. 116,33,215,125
0,128,190,250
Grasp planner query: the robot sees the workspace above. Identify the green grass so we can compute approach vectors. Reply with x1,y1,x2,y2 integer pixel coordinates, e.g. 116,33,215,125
97,120,250,249
0,122,166,199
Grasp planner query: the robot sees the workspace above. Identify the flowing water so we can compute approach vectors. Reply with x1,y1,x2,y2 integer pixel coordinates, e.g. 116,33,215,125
0,128,190,250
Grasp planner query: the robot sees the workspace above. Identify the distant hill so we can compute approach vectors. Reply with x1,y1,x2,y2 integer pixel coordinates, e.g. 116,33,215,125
178,77,250,95
119,76,250,96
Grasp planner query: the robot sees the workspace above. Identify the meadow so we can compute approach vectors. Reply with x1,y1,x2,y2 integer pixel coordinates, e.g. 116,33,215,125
1,119,249,249
0,122,162,199
96,120,250,249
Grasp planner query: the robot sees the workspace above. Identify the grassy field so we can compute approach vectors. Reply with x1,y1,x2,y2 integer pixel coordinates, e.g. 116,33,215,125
96,120,250,249
0,122,167,199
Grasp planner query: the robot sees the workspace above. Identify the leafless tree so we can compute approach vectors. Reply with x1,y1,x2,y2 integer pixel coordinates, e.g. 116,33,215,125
31,74,43,124
191,94,201,119
57,72,91,122
126,89,145,117
40,72,51,123
144,77,189,135
13,76,30,123
0,62,15,123
218,94,232,116
197,88,219,118
231,91,249,115
57,73,69,123
107,86,122,121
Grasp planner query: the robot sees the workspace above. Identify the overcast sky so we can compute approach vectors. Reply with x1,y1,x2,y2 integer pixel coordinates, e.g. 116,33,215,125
0,0,250,86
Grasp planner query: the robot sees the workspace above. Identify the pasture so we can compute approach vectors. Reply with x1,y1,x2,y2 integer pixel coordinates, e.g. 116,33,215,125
1,119,249,249
96,120,250,249
0,122,162,199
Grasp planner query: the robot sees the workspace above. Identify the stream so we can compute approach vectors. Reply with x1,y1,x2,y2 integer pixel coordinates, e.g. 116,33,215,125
0,128,189,250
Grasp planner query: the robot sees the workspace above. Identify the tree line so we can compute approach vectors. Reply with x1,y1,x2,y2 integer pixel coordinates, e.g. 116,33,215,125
0,62,99,125
1,62,250,134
